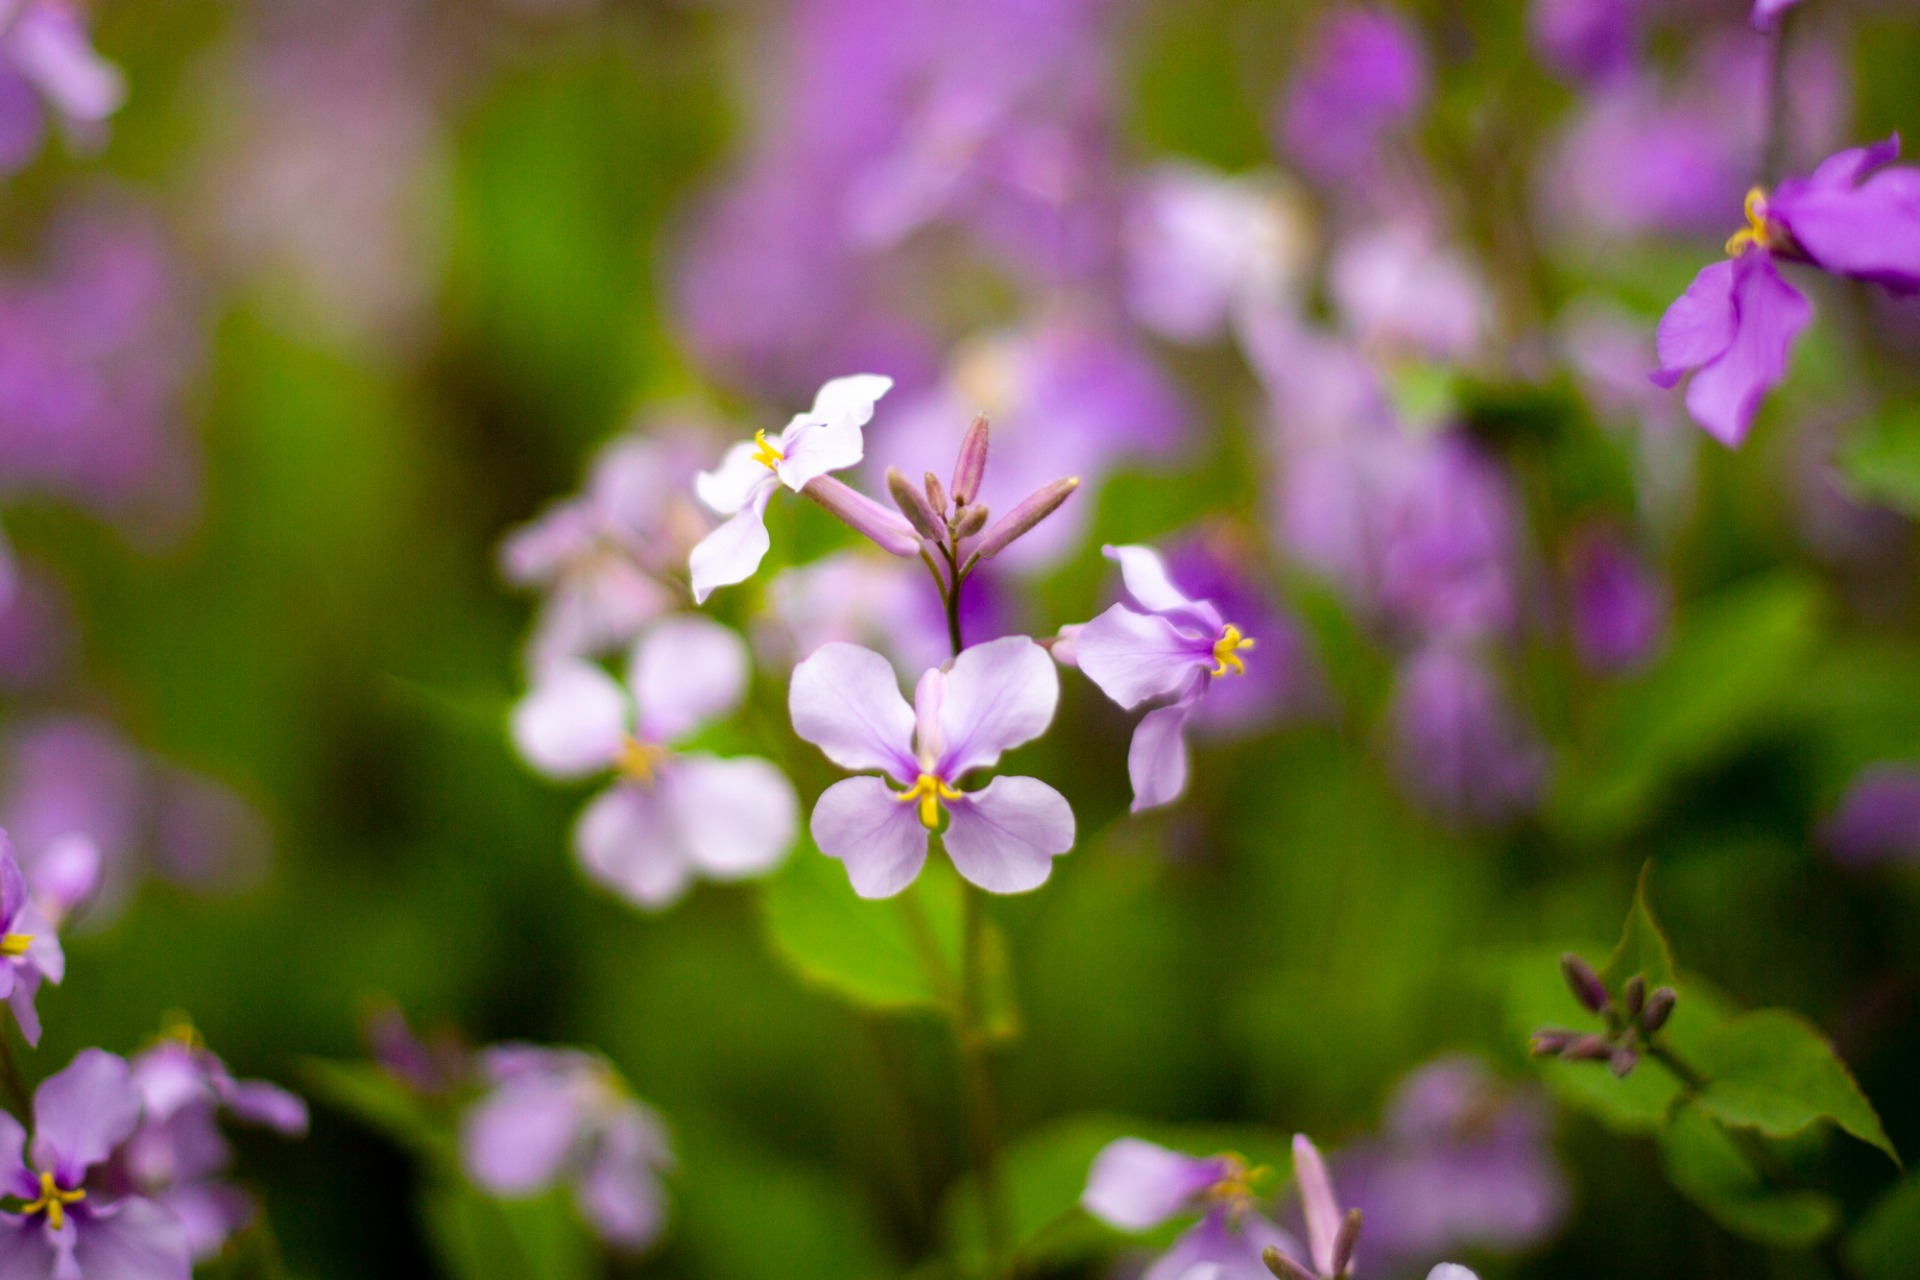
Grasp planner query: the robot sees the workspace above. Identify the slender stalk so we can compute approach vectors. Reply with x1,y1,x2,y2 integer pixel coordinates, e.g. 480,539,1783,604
958,883,1013,1276
0,1035,31,1119
1761,9,1795,186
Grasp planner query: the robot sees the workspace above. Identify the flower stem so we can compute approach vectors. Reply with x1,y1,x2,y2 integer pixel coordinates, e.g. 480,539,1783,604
958,883,1013,1277
1762,8,1794,186
0,1035,31,1119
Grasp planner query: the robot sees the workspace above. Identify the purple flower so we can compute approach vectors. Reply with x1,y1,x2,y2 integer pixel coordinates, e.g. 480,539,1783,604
1066,545,1263,813
0,562,74,696
0,1048,191,1280
511,617,798,909
1751,0,1802,32
1651,239,1811,447
364,1005,467,1099
1529,0,1638,85
1389,643,1544,824
762,551,997,678
1373,437,1522,643
789,637,1073,897
1081,1138,1301,1280
1329,222,1491,363
0,834,60,1046
689,375,901,602
1566,527,1666,673
114,1029,307,1262
1769,136,1920,296
460,1045,673,1254
0,1,124,176
1821,763,1920,867
1277,7,1428,197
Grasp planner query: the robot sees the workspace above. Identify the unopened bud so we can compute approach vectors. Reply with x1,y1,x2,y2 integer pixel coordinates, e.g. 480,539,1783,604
1262,1246,1316,1280
1331,1208,1363,1278
1624,975,1646,1018
969,476,1078,564
1530,1029,1576,1057
954,504,989,539
1560,953,1612,1015
951,413,989,506
805,477,923,557
886,467,945,541
1609,1045,1640,1077
1563,1034,1614,1062
923,471,949,520
1642,987,1677,1033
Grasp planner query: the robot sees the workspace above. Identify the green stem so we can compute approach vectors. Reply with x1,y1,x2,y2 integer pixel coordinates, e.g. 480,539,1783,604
0,1036,31,1119
959,883,1013,1278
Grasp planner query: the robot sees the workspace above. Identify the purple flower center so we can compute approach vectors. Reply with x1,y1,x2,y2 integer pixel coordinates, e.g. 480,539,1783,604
20,1170,85,1231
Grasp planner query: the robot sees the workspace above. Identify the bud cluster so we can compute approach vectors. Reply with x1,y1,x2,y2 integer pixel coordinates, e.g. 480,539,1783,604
1262,1208,1362,1280
1530,953,1677,1079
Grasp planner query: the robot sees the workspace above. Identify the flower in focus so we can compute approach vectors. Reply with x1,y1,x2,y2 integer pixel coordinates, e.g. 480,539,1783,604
1821,762,1920,867
460,1045,673,1254
0,1,124,176
689,374,903,602
114,1024,308,1262
1767,136,1920,295
0,1048,191,1280
511,616,798,909
1277,7,1428,199
1065,545,1264,813
1651,236,1811,448
789,637,1073,897
1081,1137,1300,1280
1566,526,1666,673
1388,643,1544,824
0,832,62,1046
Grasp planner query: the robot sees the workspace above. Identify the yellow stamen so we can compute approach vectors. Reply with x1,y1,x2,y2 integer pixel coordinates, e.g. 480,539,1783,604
1210,624,1255,678
22,1171,84,1231
1725,186,1772,256
750,429,784,470
896,773,963,829
615,738,667,785
1205,1154,1273,1224
0,934,32,959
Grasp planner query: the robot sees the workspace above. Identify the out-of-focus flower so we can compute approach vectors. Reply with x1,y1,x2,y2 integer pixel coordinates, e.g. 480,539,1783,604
502,423,715,669
1081,1137,1300,1280
460,1045,673,1254
0,1049,191,1280
113,1025,307,1262
1821,763,1920,867
1065,545,1263,813
0,833,62,1046
364,1004,467,1099
760,551,985,676
1566,527,1666,672
1332,1057,1568,1276
1751,0,1802,32
1329,223,1491,363
1651,239,1811,448
0,1,125,176
869,318,1186,570
690,375,902,602
790,637,1073,897
1277,7,1428,198
511,616,797,909
1123,163,1314,343
1768,136,1920,295
1389,643,1544,824
1262,1134,1363,1280
1529,0,1637,85
0,562,74,695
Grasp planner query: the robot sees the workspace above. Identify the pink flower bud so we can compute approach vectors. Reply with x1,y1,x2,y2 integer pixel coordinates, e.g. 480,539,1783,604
951,413,990,506
969,476,1079,565
804,477,922,556
886,467,946,541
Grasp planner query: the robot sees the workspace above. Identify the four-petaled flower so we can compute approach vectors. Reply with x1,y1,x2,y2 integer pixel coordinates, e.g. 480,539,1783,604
1065,545,1257,813
511,616,798,909
689,374,894,602
0,834,61,1047
790,637,1074,897
0,1048,191,1280
1081,1137,1301,1280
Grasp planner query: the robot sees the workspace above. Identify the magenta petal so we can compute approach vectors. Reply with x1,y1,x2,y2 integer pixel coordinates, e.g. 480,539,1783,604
789,643,917,780
935,637,1060,778
1651,260,1737,388
1129,693,1200,814
461,1072,581,1196
810,777,929,899
1076,604,1212,710
68,1197,192,1280
1681,252,1810,447
221,1080,308,1137
941,776,1073,894
1774,153,1920,294
1081,1138,1225,1231
33,1050,139,1186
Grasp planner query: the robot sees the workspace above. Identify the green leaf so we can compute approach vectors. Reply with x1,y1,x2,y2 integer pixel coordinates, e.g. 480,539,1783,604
1837,403,1920,518
1599,863,1676,992
1692,1009,1901,1166
300,1059,442,1156
421,1181,596,1280
1849,1173,1920,1280
1657,1102,1840,1248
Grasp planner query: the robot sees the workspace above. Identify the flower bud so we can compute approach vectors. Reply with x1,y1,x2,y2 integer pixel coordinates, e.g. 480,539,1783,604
1641,986,1677,1033
923,471,949,520
1262,1246,1316,1280
1331,1209,1363,1278
1560,952,1612,1015
1563,1034,1614,1062
954,504,989,539
804,477,923,556
886,467,945,541
1609,1045,1640,1077
1624,974,1646,1018
969,476,1079,564
1530,1028,1576,1057
951,413,989,506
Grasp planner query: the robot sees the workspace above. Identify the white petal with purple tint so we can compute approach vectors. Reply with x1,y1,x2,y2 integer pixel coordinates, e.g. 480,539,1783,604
810,776,929,899
941,776,1073,894
789,643,917,780
511,661,629,780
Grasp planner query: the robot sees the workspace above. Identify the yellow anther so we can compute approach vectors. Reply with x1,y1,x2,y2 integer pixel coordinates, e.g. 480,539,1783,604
896,773,963,829
615,738,667,785
1205,1154,1273,1224
22,1171,85,1231
1210,624,1255,678
1725,186,1773,257
0,934,32,959
750,429,784,470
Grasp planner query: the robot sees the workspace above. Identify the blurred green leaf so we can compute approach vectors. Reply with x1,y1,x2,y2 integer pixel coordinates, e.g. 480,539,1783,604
421,1181,595,1280
1849,1173,1920,1280
301,1060,441,1156
1837,403,1920,518
1599,863,1676,992
1692,1009,1901,1166
1656,1102,1839,1248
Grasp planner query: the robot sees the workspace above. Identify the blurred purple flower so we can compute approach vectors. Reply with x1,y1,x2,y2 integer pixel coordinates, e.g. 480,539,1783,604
1529,0,1638,85
0,1,124,176
1389,642,1545,824
1277,7,1428,197
761,551,1000,677
0,833,62,1046
1081,1137,1301,1280
1769,135,1920,295
1329,222,1491,363
1333,1057,1568,1276
460,1045,673,1254
790,637,1072,897
1751,0,1802,32
1821,763,1920,867
0,562,73,695
511,616,797,909
364,1004,468,1099
1566,527,1666,673
0,1048,191,1280
1651,240,1811,448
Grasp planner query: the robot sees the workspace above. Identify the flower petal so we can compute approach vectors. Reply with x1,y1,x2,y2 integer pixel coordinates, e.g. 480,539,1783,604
935,636,1060,778
694,441,773,517
0,1116,31,1200
220,1080,309,1136
1081,1138,1225,1231
810,777,929,899
809,373,894,424
629,617,748,744
0,1214,61,1280
1129,691,1200,814
510,661,629,780
1293,1134,1342,1277
663,755,797,879
1105,544,1215,627
158,1182,254,1263
68,1197,192,1280
688,487,775,605
461,1071,582,1196
941,776,1074,894
574,786,694,910
573,1104,672,1252
8,6,125,125
773,415,863,492
1651,259,1737,388
33,1049,140,1186
1075,605,1212,710
789,643,917,780
1681,251,1810,447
